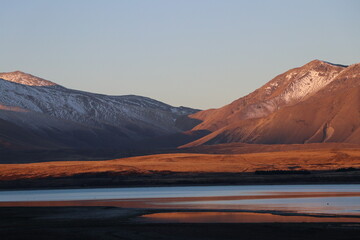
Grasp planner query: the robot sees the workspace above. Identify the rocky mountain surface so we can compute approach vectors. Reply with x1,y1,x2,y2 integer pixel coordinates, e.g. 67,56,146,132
183,60,360,147
2,59,359,159
0,71,199,151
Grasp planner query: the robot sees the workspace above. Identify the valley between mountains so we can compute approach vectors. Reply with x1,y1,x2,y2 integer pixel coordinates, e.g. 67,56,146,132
1,60,360,188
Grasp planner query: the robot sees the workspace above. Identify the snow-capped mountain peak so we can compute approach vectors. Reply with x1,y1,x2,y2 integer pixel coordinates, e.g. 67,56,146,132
0,71,200,150
182,60,360,148
189,60,350,132
280,61,346,103
0,71,57,86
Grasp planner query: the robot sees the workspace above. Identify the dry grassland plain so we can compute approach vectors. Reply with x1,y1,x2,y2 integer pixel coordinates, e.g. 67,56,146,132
1,148,360,181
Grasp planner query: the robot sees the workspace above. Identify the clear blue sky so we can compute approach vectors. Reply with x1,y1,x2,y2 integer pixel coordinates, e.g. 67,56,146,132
1,0,359,109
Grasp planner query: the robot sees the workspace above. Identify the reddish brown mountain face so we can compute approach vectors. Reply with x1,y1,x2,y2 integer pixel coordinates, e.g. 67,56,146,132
183,60,360,147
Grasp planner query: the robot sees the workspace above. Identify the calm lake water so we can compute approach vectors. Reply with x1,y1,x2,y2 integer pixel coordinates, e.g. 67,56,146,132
1,184,359,202
1,184,360,223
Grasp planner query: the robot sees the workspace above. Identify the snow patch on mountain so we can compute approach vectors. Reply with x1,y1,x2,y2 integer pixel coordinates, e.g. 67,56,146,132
234,60,347,121
285,72,298,80
265,82,280,95
282,69,340,102
0,73,199,142
0,71,56,86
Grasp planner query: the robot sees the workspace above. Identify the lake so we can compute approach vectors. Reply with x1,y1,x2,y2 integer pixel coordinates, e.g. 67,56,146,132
1,184,360,223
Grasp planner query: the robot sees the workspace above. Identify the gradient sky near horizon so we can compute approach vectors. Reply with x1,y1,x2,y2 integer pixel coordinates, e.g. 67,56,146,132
1,0,360,109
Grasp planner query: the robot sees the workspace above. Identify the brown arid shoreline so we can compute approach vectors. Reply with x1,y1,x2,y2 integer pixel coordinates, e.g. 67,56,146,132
1,144,360,190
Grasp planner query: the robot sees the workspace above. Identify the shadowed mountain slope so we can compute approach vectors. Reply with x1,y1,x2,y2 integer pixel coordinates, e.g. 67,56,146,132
0,71,199,152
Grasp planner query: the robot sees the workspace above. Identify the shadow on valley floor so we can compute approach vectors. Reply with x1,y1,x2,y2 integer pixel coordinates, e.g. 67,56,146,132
1,169,360,190
0,130,211,164
1,142,358,164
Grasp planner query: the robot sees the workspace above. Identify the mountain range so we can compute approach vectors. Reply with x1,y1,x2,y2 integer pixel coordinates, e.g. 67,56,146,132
0,71,198,152
183,60,360,147
1,59,360,162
